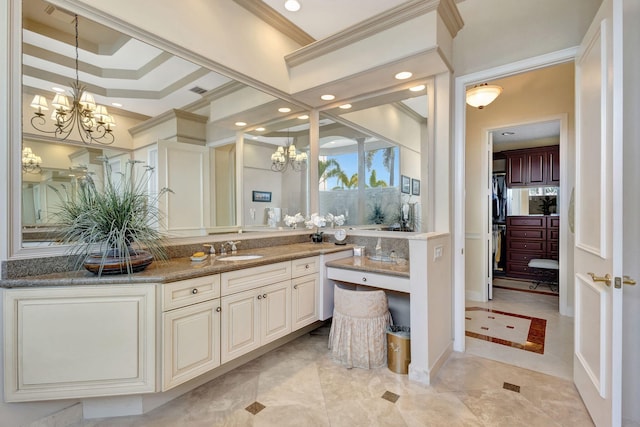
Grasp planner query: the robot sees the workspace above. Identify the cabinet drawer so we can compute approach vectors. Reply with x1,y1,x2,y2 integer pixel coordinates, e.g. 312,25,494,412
507,239,545,252
221,261,291,296
507,228,545,240
506,251,544,263
163,275,221,311
507,216,546,228
506,261,538,277
326,267,410,293
547,242,559,257
291,256,319,278
547,229,560,241
547,217,560,229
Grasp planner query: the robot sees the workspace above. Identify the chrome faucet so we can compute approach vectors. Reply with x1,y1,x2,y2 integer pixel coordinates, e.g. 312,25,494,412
375,237,382,258
227,241,240,253
219,243,227,255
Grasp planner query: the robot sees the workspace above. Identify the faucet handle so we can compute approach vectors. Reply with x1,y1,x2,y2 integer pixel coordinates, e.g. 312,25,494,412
203,244,215,255
229,241,240,252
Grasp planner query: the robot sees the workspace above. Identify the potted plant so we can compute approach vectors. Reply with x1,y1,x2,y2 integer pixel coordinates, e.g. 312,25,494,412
52,157,172,275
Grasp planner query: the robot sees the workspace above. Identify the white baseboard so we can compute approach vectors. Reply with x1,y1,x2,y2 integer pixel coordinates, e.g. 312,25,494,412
465,290,484,301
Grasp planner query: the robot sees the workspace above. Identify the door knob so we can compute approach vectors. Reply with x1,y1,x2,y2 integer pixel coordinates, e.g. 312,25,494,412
614,276,637,288
588,272,611,286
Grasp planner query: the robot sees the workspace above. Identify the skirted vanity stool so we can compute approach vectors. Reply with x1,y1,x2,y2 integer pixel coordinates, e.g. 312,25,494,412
328,285,392,369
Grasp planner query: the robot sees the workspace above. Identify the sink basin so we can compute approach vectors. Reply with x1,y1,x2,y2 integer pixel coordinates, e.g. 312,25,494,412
367,255,395,262
217,255,263,261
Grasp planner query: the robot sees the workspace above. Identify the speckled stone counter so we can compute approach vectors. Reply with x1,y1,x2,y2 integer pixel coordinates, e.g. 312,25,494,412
0,243,354,288
325,256,410,278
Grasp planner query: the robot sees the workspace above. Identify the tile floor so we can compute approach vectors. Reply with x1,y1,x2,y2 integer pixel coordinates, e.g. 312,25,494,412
69,303,592,427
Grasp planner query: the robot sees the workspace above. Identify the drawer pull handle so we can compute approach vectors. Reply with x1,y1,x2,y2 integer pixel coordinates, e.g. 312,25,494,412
216,306,221,312
305,264,310,269
362,277,367,282
192,288,198,295
257,295,262,300
293,284,298,289
263,293,268,299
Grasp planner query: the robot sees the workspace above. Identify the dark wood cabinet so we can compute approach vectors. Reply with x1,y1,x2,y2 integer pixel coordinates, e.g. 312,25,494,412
504,145,559,187
506,216,559,279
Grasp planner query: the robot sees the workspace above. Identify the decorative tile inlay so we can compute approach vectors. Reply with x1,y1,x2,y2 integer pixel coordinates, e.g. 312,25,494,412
465,307,547,354
503,382,521,393
381,390,400,403
245,401,266,415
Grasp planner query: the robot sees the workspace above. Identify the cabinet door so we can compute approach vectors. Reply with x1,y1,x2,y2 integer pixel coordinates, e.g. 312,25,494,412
220,290,260,364
527,150,546,185
292,274,319,330
162,299,220,391
3,285,155,402
547,146,560,185
506,153,527,186
260,281,292,345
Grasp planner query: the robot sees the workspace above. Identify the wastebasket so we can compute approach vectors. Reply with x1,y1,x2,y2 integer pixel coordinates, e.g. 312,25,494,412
387,326,411,374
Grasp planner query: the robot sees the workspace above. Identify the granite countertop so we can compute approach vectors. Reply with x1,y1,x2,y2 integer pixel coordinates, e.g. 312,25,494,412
325,256,410,278
0,243,354,288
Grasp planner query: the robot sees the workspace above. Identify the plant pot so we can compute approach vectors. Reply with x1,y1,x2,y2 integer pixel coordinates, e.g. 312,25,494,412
83,248,154,275
311,232,324,243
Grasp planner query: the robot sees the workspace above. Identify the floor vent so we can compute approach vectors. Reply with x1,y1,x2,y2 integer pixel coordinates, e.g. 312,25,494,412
503,382,521,393
381,390,400,403
245,401,266,415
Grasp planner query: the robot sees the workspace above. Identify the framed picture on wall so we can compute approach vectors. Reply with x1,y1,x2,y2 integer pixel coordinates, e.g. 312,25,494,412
411,179,420,196
252,190,272,202
401,175,411,194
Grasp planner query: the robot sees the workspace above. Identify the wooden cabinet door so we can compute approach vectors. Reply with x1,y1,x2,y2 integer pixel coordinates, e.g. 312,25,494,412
506,153,527,186
292,274,319,330
260,281,291,345
547,147,560,185
220,290,260,364
162,299,220,391
527,150,546,185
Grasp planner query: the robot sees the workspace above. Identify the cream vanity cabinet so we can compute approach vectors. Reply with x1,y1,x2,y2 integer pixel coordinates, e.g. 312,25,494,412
220,261,292,364
161,275,221,391
2,285,156,402
291,256,320,330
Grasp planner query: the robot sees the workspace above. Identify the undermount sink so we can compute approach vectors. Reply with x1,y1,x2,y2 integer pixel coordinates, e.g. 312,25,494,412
217,255,263,261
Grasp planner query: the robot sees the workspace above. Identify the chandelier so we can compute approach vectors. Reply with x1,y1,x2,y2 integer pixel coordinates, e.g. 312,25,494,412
30,15,115,145
271,142,308,172
22,146,42,174
466,83,503,109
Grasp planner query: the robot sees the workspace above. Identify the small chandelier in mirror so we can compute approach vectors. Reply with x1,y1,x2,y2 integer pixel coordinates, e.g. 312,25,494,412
29,15,115,145
271,140,308,172
22,146,42,174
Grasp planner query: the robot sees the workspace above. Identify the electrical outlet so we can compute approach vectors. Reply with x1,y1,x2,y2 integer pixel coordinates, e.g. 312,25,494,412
434,245,443,260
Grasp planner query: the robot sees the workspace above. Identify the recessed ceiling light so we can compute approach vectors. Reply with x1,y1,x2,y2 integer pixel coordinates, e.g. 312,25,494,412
409,85,425,92
339,104,352,109
235,121,247,127
321,94,335,101
52,87,65,93
284,0,301,12
252,136,258,140
395,71,413,80
111,102,123,107
255,127,266,132
298,115,309,120
502,131,515,136
278,107,291,113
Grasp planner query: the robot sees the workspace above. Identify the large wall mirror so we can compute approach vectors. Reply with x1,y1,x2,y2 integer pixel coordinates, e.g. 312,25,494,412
20,0,310,245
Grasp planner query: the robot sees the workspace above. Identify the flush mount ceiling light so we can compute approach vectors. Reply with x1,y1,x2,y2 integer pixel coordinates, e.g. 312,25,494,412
278,107,291,113
321,94,335,101
339,104,352,109
255,127,266,132
409,85,425,92
466,83,503,109
30,15,115,145
235,121,247,127
297,115,309,120
284,0,301,12
395,71,413,80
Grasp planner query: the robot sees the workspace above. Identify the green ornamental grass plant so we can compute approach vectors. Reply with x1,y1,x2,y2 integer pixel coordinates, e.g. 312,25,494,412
52,157,172,275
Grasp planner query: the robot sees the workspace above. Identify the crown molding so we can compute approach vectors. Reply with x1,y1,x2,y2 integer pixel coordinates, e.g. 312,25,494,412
285,0,453,68
438,0,464,38
232,0,315,46
128,109,207,136
393,101,427,124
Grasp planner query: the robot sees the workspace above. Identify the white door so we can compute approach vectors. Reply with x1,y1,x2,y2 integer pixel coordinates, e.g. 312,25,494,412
573,0,625,425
